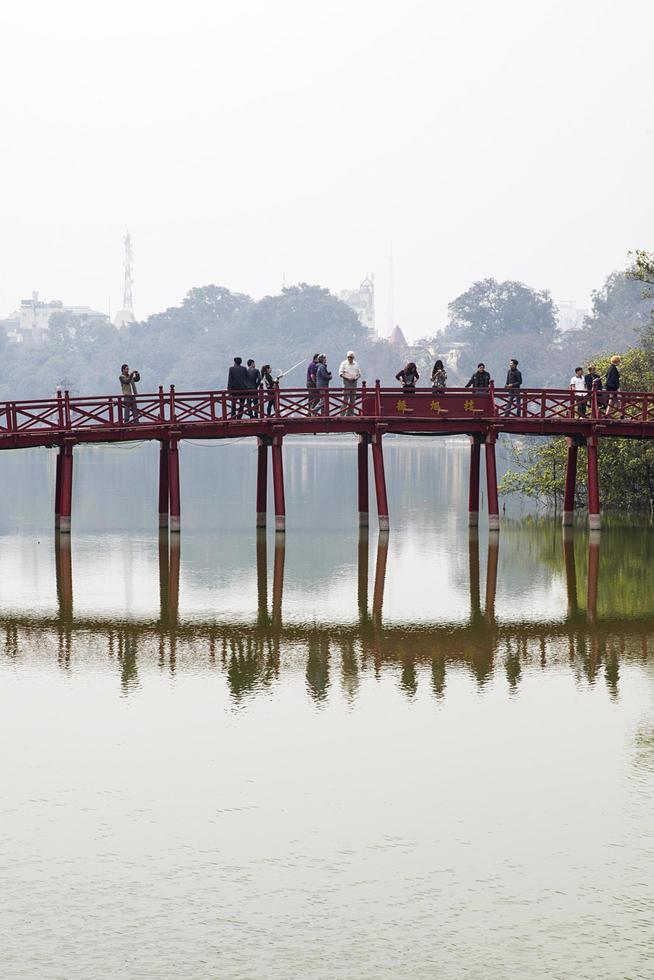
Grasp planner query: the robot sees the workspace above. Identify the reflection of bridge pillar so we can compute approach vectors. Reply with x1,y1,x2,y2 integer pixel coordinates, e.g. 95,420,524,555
485,434,500,531
485,534,499,624
587,533,600,622
468,436,481,526
372,532,389,626
562,439,578,527
468,527,481,618
256,529,269,625
168,438,181,533
357,434,369,526
562,527,578,617
357,527,369,623
371,431,389,531
59,442,74,534
159,439,169,528
54,446,63,529
55,532,73,622
272,533,285,627
256,438,269,527
169,535,180,628
272,434,286,532
158,529,169,623
587,436,601,530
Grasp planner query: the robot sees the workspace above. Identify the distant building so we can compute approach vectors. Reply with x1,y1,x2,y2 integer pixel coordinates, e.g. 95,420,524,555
556,299,589,332
339,275,375,333
389,324,408,347
0,292,109,345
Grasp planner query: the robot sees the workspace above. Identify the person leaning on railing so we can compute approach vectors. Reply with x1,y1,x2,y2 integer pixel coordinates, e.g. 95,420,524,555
119,363,140,424
396,362,419,393
465,363,490,390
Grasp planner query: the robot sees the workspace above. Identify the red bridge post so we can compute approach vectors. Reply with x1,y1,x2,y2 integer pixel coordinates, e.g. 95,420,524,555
168,438,181,533
371,430,389,531
159,439,170,528
485,434,500,531
562,438,578,526
468,436,481,526
256,437,269,527
59,442,74,534
357,434,369,526
272,433,286,532
586,435,601,530
54,446,64,529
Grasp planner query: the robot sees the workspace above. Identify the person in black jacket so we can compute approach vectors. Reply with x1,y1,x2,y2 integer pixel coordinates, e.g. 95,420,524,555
584,364,604,414
260,364,276,417
227,356,249,419
605,355,621,416
465,363,491,389
505,359,522,416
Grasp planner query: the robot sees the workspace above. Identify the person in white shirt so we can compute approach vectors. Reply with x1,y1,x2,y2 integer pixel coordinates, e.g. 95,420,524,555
339,351,361,416
569,366,587,417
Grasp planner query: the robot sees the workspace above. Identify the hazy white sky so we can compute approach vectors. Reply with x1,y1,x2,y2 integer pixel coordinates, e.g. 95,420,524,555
1,0,652,339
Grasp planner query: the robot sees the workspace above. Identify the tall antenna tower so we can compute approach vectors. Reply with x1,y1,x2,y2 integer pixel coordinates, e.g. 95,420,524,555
113,231,136,328
387,242,395,336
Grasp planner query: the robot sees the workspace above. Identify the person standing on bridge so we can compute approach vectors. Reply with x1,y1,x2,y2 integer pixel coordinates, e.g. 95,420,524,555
465,363,490,390
505,359,522,416
119,364,140,424
260,364,276,417
316,355,332,413
307,353,320,415
227,356,249,419
339,351,361,416
245,359,261,418
570,367,587,417
431,359,447,392
605,354,622,417
396,362,419,393
584,364,604,414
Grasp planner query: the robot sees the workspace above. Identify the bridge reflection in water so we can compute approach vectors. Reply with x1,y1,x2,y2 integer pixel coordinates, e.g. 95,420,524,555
3,527,650,700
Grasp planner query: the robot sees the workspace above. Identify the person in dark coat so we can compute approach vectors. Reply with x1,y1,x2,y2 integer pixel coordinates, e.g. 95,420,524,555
307,353,320,415
227,356,249,419
584,364,604,414
605,354,621,416
505,359,522,416
395,362,419,393
465,363,490,389
245,358,262,418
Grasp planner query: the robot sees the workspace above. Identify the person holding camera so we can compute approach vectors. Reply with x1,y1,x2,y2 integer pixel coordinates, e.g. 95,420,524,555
119,363,140,424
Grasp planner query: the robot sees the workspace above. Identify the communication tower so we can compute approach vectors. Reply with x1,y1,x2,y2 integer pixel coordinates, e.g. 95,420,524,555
113,231,136,328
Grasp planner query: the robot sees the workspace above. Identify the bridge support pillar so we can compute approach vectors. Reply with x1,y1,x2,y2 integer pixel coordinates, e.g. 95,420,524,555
54,446,64,529
168,438,181,533
256,437,269,527
272,434,286,532
562,438,578,526
468,436,481,526
485,436,500,532
59,443,74,534
357,434,369,526
159,440,170,528
371,431,389,531
587,436,601,530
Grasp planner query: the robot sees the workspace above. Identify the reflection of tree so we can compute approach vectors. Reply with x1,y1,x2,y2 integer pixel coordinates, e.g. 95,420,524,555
119,632,139,694
226,636,276,702
306,635,330,703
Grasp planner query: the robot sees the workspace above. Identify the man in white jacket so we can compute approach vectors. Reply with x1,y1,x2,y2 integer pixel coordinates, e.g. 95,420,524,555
339,351,361,416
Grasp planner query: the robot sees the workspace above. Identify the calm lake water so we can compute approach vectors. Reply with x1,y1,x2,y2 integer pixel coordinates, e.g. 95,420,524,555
1,437,653,979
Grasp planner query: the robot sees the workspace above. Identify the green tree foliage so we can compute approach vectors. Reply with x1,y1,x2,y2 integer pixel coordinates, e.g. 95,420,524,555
445,278,558,380
566,271,654,360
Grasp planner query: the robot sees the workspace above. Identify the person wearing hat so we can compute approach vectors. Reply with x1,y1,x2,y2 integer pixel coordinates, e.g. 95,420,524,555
339,351,361,416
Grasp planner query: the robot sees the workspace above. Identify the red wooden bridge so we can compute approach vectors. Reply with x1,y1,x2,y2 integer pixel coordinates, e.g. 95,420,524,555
1,382,649,532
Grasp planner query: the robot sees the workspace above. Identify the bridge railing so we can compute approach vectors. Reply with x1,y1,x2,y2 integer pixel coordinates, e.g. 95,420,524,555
0,384,653,435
